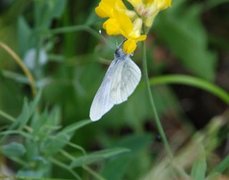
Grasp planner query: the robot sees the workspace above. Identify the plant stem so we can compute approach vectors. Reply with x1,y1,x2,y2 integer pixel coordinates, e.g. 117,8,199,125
50,25,108,46
149,75,229,104
142,42,173,159
0,42,36,96
83,166,106,180
0,109,32,133
51,158,81,180
0,110,15,122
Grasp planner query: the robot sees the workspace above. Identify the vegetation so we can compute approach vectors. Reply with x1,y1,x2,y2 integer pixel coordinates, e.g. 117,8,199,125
0,0,228,179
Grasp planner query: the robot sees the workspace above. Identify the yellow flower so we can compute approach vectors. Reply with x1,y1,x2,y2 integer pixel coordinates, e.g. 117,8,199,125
122,18,147,54
103,11,133,37
95,0,125,18
127,0,172,27
95,0,172,53
95,0,135,19
95,0,147,54
123,35,146,54
104,11,146,54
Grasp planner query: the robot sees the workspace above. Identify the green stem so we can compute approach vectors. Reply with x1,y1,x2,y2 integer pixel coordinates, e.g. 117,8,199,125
0,42,37,96
149,75,229,104
0,110,31,143
142,42,173,159
0,130,32,139
0,109,33,133
0,110,15,122
51,158,81,180
50,25,108,45
60,150,105,180
67,141,87,155
83,166,106,180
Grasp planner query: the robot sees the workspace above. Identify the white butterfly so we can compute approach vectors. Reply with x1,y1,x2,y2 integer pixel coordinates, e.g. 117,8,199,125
89,47,141,121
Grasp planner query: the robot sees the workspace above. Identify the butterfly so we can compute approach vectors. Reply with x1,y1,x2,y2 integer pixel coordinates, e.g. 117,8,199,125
89,47,141,121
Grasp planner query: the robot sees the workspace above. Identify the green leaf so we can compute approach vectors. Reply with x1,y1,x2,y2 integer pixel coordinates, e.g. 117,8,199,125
211,155,229,174
30,104,59,140
17,170,39,178
1,142,26,157
155,0,217,81
50,0,67,18
15,99,30,127
102,134,152,180
30,111,50,140
17,16,32,56
149,75,229,104
70,148,130,168
17,168,49,179
25,140,39,160
34,0,66,29
41,119,91,156
206,173,221,180
191,156,207,180
10,91,42,130
41,133,70,156
60,119,92,136
15,91,40,129
44,106,61,129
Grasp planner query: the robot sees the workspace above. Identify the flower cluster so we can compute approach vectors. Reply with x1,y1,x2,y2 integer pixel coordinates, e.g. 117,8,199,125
95,0,171,54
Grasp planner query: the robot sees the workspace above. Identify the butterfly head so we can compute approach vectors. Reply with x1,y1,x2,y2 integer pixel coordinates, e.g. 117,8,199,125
114,47,128,59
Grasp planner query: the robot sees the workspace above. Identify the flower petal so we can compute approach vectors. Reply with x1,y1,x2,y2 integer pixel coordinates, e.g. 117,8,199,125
123,39,137,54
145,0,154,5
115,0,127,10
157,0,171,10
130,18,143,38
103,18,122,35
135,34,147,41
95,0,128,18
95,0,113,18
127,0,142,7
115,11,134,38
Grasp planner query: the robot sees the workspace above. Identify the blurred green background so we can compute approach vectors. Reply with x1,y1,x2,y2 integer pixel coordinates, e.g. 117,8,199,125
0,0,228,179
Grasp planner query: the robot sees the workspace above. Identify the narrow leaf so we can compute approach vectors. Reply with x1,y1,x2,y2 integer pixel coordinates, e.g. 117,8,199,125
149,75,229,104
1,142,26,157
60,119,91,135
41,119,91,156
70,148,130,168
191,157,207,180
211,155,229,174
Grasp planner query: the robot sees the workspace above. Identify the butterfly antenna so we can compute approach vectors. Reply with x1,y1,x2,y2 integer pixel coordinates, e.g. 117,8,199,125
117,39,127,49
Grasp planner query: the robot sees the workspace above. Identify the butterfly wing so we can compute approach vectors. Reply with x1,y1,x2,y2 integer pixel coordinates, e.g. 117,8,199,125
90,56,141,121
89,59,122,121
110,57,141,104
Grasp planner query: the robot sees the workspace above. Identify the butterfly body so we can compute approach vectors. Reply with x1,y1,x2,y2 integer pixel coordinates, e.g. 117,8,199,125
90,48,141,121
